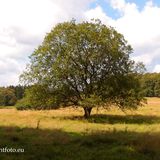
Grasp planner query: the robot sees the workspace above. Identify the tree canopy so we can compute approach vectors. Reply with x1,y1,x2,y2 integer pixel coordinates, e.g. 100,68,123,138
140,73,160,97
0,87,17,106
21,19,145,117
0,85,25,106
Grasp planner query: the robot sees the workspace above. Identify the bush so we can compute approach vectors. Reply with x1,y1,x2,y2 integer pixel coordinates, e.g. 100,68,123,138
16,98,32,110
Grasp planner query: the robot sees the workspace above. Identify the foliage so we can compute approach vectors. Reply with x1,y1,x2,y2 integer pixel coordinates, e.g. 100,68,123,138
0,87,17,106
0,85,26,107
9,85,25,100
16,97,31,110
79,94,102,108
24,85,63,109
21,19,145,117
140,73,160,97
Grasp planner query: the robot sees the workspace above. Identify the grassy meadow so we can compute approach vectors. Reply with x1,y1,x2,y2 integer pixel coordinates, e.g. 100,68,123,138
0,98,160,159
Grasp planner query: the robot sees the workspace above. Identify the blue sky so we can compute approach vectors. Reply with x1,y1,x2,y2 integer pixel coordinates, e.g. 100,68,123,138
91,0,160,18
0,0,160,86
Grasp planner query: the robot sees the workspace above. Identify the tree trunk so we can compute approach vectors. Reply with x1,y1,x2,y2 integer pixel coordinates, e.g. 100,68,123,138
83,107,92,118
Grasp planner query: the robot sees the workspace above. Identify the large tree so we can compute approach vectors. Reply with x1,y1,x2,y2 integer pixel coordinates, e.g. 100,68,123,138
21,20,145,118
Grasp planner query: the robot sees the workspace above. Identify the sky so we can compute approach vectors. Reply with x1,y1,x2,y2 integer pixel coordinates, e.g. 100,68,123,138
0,0,160,86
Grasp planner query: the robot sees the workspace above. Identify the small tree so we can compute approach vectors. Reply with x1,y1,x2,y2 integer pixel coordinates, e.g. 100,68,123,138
21,19,145,118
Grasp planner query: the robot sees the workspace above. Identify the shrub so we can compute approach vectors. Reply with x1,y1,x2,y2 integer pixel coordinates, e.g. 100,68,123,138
16,98,32,110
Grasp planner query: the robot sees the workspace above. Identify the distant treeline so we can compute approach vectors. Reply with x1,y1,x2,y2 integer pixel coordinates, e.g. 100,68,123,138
141,73,160,97
0,73,160,106
0,85,25,106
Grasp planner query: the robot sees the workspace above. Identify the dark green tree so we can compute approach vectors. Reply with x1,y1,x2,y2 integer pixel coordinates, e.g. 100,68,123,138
9,85,25,100
21,20,145,118
0,87,17,106
140,73,160,97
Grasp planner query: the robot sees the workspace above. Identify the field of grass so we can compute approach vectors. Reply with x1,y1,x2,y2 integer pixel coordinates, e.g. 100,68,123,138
0,97,160,160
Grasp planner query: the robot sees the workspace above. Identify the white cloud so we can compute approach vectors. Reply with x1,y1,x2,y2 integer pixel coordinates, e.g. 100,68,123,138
111,1,160,69
0,0,94,86
108,0,160,45
109,0,138,15
85,0,160,71
0,58,25,86
84,6,113,24
1,0,160,86
153,65,160,73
